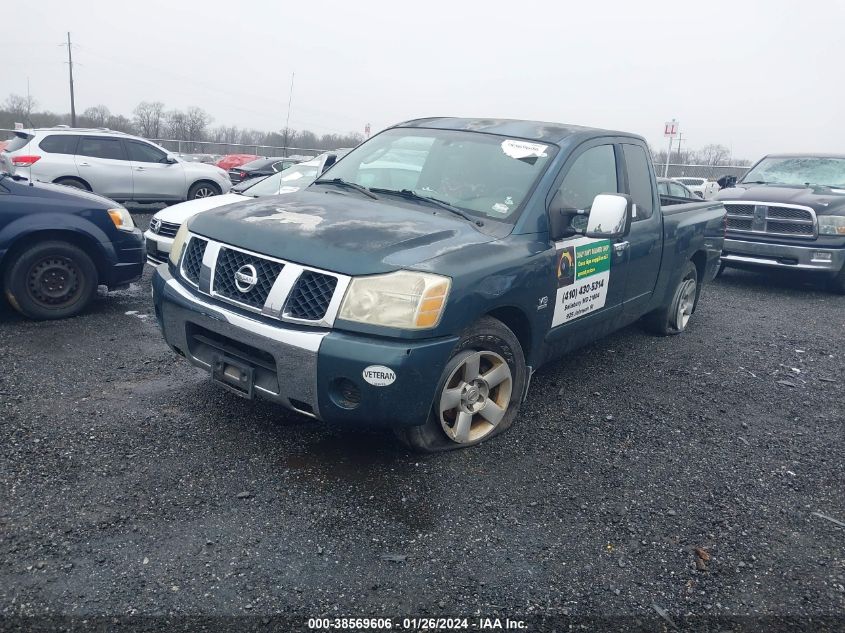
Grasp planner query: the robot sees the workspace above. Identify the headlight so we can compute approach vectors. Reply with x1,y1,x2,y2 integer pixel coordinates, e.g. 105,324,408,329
818,215,845,235
107,208,135,232
169,223,190,266
339,271,451,329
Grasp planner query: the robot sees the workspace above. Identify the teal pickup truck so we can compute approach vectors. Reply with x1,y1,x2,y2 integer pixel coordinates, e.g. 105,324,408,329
152,118,725,451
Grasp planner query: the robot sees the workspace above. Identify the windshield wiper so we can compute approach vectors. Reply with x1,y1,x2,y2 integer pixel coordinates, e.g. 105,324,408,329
741,180,770,184
371,188,484,226
313,178,378,200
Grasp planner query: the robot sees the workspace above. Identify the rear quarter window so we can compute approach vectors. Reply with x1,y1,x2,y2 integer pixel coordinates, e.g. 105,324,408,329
622,144,654,220
3,133,32,153
38,134,79,155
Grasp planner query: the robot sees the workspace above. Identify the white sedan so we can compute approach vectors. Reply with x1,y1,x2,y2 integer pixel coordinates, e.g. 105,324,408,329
144,151,346,265
672,177,720,199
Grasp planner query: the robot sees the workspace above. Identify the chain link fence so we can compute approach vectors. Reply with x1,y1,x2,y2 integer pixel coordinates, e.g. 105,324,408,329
654,163,749,180
148,139,328,160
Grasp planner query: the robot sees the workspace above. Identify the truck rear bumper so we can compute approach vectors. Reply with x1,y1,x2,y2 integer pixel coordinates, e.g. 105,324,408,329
721,238,845,274
152,266,457,427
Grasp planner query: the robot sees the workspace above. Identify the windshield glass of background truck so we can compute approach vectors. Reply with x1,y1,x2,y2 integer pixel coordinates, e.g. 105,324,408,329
245,159,322,196
742,157,845,187
318,128,556,221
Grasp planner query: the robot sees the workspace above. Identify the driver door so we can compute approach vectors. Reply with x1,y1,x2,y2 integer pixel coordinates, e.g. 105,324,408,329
546,141,630,347
125,140,185,202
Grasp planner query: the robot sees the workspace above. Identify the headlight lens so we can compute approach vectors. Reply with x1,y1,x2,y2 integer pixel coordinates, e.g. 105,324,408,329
107,208,135,232
818,215,845,235
339,271,451,329
169,223,190,266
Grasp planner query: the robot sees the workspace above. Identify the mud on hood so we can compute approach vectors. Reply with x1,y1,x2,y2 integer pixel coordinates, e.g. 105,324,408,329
188,189,501,276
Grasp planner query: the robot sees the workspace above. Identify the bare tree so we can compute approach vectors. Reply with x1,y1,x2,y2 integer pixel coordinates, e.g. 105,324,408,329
133,101,165,138
185,106,212,143
82,105,111,127
695,144,731,166
4,93,38,123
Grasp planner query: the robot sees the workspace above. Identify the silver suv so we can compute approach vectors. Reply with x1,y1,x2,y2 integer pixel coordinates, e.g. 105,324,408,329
3,127,231,203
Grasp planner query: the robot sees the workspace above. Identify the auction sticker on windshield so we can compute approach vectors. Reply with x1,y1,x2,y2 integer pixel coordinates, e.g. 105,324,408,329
552,237,611,326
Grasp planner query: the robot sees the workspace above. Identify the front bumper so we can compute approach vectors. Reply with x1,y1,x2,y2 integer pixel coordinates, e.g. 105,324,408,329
152,266,458,427
721,238,845,275
144,230,173,266
105,228,145,288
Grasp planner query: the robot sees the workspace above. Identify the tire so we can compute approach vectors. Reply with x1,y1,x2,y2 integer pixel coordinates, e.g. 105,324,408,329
3,241,98,320
187,181,220,200
395,316,527,453
54,177,90,191
643,260,699,336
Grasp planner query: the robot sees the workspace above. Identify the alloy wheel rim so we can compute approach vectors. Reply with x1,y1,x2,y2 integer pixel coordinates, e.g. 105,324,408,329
439,351,513,444
676,278,697,330
27,257,82,307
194,187,216,198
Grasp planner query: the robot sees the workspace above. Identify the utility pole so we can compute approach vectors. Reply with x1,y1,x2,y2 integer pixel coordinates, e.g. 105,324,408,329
282,72,295,157
675,131,685,163
66,32,77,127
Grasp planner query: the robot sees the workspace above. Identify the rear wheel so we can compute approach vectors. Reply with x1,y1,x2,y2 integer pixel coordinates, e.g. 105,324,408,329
188,181,220,200
395,316,527,452
54,177,90,191
3,241,98,320
643,261,699,335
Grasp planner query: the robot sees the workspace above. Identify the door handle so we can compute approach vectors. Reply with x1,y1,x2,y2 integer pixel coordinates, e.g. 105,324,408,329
613,241,630,255
78,162,90,167
135,167,145,171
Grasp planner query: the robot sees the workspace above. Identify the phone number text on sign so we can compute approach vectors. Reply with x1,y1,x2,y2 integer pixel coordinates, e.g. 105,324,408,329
552,237,611,327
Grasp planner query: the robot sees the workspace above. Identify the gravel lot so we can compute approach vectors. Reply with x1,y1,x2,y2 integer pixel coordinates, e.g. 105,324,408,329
1,210,843,629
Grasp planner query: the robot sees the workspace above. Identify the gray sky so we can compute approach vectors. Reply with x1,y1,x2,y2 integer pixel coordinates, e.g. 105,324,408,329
4,0,844,159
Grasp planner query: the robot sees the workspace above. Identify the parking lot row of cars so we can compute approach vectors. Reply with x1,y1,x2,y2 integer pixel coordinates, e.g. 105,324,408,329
1,118,844,451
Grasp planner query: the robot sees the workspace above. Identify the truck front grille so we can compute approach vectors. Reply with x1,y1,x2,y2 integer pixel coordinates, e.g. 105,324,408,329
212,247,284,310
181,237,207,285
724,202,816,239
284,271,338,320
179,236,349,326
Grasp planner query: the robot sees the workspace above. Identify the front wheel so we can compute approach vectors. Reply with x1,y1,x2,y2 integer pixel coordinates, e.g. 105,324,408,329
3,241,98,320
187,181,220,200
643,260,699,335
395,316,527,452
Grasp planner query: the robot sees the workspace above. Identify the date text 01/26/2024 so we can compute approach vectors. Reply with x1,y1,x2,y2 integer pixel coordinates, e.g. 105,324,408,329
306,617,527,630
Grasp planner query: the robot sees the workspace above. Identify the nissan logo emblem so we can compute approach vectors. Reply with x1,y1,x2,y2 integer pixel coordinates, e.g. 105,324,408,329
234,264,258,293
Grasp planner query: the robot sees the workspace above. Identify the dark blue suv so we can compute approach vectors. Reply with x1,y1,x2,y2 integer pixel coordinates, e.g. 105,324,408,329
0,156,144,319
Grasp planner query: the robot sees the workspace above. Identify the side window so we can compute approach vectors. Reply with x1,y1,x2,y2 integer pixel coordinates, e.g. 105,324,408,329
126,140,166,163
272,161,288,172
657,181,669,196
38,134,78,155
669,182,689,198
622,144,654,220
78,137,126,161
555,144,618,211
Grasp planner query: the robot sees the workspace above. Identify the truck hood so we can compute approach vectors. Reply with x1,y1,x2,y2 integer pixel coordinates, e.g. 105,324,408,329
188,190,500,275
154,193,247,224
715,183,845,215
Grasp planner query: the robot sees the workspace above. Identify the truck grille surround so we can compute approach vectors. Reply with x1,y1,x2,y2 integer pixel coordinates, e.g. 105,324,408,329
724,202,816,239
178,235,349,326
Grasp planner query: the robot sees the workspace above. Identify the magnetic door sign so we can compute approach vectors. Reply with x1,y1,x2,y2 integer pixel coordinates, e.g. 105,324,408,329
552,237,611,326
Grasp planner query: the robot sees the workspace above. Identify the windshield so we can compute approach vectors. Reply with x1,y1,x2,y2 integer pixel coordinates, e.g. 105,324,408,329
742,156,845,187
676,178,704,186
242,157,323,196
316,128,557,221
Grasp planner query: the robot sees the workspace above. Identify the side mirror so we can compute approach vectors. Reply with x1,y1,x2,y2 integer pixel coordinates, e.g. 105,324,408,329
585,193,632,240
163,154,178,165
